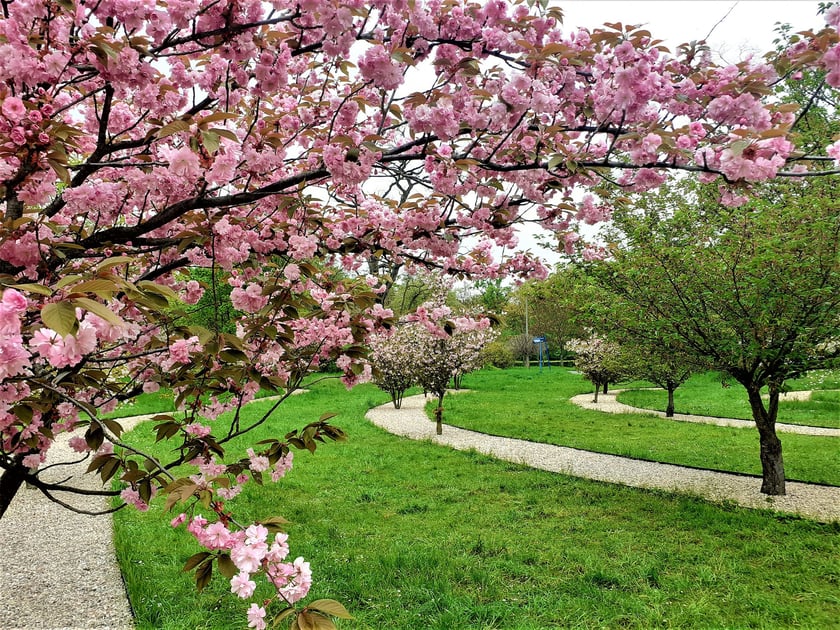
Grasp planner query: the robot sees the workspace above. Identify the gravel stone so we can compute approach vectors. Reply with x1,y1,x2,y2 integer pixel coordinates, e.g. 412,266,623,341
573,389,840,437
0,416,156,630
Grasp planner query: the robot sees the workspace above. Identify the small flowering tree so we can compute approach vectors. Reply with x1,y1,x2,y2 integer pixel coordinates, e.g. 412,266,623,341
408,301,495,434
568,334,625,403
450,324,499,389
369,323,425,408
3,0,840,625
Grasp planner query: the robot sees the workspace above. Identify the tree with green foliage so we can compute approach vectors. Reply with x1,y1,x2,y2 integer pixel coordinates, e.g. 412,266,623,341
584,177,840,495
618,341,697,417
506,269,588,366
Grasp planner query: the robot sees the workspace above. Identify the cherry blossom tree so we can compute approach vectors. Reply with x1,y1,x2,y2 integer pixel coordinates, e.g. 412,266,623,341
369,323,425,408
567,334,624,402
408,301,495,434
580,176,840,496
3,0,840,625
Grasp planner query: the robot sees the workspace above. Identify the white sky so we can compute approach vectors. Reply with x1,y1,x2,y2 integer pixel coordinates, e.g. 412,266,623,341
558,1,823,61
514,0,826,266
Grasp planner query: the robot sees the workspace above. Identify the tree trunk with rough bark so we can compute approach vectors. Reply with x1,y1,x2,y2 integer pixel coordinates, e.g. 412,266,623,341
666,384,676,418
746,384,785,495
434,392,444,435
593,383,600,403
0,456,28,520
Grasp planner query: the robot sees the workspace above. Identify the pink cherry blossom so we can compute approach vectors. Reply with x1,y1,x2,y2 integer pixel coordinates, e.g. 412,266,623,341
230,571,256,599
247,448,270,473
120,487,149,512
270,452,293,482
246,604,266,630
2,289,28,312
1,96,26,122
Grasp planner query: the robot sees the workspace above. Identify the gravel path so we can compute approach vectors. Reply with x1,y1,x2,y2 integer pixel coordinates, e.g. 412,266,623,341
366,393,840,523
0,415,155,630
571,389,840,436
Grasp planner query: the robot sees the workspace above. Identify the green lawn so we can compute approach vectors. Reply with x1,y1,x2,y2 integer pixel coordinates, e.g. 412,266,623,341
113,375,840,629
436,368,840,486
615,370,840,429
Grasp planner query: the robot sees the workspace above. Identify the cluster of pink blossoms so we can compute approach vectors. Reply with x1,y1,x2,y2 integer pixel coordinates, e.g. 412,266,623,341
171,448,307,629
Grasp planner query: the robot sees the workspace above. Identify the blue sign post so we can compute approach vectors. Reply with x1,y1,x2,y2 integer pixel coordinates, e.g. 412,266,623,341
532,336,550,371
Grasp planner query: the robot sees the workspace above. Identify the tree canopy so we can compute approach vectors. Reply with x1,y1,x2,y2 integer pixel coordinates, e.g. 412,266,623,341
582,176,840,494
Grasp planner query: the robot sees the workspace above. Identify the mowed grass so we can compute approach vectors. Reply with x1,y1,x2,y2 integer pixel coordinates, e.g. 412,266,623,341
616,370,840,429
438,369,840,486
113,376,840,629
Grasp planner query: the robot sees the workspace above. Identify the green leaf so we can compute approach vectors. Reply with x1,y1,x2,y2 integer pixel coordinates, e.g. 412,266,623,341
297,612,336,630
121,469,147,484
72,279,119,299
72,297,124,327
100,457,122,483
84,423,105,451
102,418,124,438
547,154,564,171
195,559,213,592
201,130,220,154
307,600,353,620
41,302,78,336
86,454,113,474
137,280,178,301
273,607,296,625
729,139,752,157
56,274,82,290
11,283,52,296
95,256,134,271
159,119,191,139
259,515,289,533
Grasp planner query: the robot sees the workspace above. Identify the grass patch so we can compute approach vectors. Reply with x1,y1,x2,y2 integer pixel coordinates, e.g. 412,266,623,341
114,377,840,629
615,371,840,429
439,369,840,486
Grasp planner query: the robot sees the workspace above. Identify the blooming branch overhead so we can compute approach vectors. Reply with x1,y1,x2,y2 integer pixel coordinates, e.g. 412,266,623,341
2,0,840,626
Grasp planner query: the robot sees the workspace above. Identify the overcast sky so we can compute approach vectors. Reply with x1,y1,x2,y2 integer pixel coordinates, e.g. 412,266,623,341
558,1,824,62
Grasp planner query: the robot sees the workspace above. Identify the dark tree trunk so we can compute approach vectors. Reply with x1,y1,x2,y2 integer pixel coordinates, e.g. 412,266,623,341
434,393,444,435
391,390,403,409
746,384,785,495
0,456,29,519
602,382,608,394
593,383,600,403
666,384,676,418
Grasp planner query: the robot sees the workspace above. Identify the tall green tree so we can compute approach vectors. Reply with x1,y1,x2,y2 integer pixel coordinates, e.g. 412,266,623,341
585,178,840,495
506,268,588,365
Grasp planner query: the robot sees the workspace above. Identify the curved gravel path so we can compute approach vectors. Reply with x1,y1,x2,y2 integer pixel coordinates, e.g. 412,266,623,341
0,414,156,630
0,394,298,630
571,389,840,436
366,393,840,523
